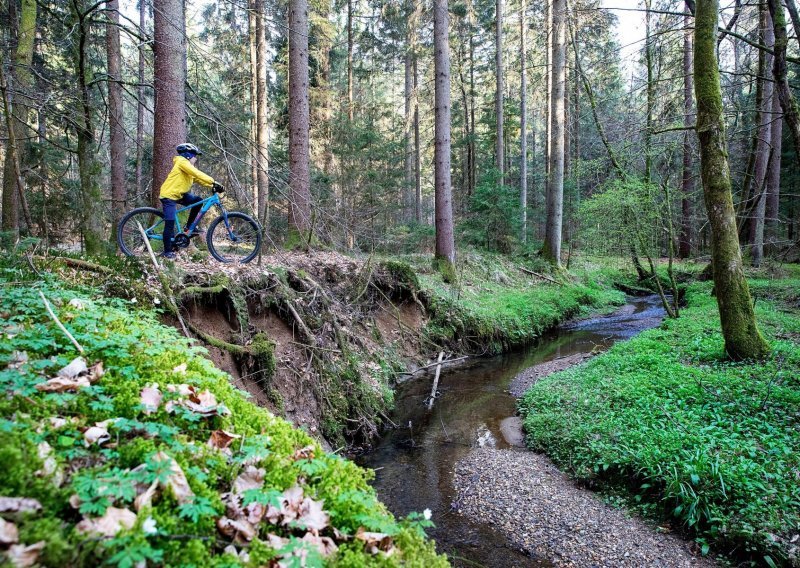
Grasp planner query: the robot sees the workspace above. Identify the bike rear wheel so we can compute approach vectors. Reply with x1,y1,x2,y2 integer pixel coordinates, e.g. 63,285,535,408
206,212,261,263
118,207,165,257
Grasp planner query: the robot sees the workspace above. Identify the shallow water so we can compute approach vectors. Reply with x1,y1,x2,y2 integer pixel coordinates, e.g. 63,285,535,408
357,295,666,567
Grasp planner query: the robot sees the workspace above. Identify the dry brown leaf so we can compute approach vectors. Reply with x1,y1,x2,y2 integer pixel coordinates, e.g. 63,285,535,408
57,357,88,378
134,481,158,512
207,430,241,451
35,375,91,392
185,389,229,417
265,533,289,550
35,442,63,487
83,425,111,447
152,452,194,504
0,517,19,545
7,351,28,370
216,517,256,543
75,507,137,537
140,384,163,415
167,383,193,396
294,497,329,533
278,486,304,525
172,363,187,374
291,445,316,461
244,502,266,525
222,544,250,563
68,494,81,509
0,497,42,514
233,466,265,494
300,532,338,557
355,527,395,555
5,541,45,568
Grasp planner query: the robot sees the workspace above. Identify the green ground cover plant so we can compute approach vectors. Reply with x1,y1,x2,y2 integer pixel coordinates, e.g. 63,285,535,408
393,252,627,353
519,270,800,565
0,264,447,567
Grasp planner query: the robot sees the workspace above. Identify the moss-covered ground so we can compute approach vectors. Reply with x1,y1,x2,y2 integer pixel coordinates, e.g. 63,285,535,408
519,266,800,566
0,263,448,567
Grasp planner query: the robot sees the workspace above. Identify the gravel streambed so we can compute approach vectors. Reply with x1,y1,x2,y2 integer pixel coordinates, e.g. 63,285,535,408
454,449,715,567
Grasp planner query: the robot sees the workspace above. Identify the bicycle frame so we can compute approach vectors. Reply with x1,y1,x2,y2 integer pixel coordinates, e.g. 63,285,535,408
146,192,226,243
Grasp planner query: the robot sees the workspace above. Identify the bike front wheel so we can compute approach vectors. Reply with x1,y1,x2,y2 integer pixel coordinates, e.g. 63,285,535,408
118,207,165,257
206,212,261,263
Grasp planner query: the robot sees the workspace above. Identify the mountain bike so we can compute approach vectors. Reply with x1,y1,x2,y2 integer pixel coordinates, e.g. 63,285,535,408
117,188,261,263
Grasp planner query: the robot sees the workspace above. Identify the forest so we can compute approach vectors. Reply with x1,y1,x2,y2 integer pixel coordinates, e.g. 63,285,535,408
0,0,799,566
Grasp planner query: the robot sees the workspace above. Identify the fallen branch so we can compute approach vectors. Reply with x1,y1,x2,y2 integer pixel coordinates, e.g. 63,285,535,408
519,266,561,285
281,298,316,345
427,351,445,410
136,221,190,338
399,354,471,376
39,291,84,354
50,256,115,275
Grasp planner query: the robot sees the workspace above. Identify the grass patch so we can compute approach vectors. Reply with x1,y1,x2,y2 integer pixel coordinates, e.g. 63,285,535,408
519,274,800,565
391,251,627,353
0,265,447,567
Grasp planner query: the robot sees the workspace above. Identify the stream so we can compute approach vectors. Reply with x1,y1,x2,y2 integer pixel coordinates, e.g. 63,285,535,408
357,295,667,567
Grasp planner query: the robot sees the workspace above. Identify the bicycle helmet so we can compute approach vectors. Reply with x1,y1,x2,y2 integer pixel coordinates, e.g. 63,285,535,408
176,142,203,159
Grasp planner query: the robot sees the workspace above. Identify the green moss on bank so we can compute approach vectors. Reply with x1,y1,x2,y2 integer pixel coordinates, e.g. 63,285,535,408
0,268,448,567
519,273,800,565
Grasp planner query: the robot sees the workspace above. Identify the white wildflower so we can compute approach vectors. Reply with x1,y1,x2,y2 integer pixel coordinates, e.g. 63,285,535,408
423,508,432,521
142,517,157,535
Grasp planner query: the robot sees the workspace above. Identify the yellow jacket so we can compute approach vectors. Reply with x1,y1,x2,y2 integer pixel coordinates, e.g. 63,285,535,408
159,156,215,200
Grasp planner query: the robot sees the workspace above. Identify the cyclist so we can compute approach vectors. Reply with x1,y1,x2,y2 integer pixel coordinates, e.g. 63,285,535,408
159,143,224,259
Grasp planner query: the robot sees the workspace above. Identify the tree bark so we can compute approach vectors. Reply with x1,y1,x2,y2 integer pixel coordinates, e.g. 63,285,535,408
768,0,800,167
694,0,770,360
784,0,800,49
748,4,774,268
414,55,421,224
520,0,527,243
542,0,566,267
2,0,35,236
152,0,187,205
495,0,504,180
404,0,416,223
679,9,694,258
72,0,105,254
347,0,354,121
288,0,312,241
765,79,782,243
433,0,456,280
135,0,146,201
255,0,269,229
644,0,654,183
107,0,126,238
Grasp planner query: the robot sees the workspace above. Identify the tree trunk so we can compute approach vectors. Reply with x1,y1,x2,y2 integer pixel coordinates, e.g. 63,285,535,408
288,0,312,241
135,0,146,202
433,0,455,280
679,9,694,258
542,0,566,267
106,0,125,238
495,0,504,180
72,0,105,254
749,4,774,268
694,0,770,360
519,0,527,243
768,0,800,167
784,0,800,49
152,0,187,205
255,0,269,229
404,0,415,223
249,0,258,205
2,0,35,236
765,80,782,244
644,0,653,183
347,0,354,121
414,55,421,224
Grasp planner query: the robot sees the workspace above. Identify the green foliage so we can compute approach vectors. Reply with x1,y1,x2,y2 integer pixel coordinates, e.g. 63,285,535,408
519,279,800,564
0,269,447,566
577,179,661,257
460,168,521,252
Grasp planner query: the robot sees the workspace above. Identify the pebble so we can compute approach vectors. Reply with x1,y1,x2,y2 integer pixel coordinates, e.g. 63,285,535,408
453,448,717,567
